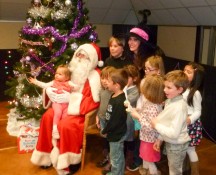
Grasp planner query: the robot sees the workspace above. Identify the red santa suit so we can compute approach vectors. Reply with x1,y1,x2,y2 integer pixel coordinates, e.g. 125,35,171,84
31,43,102,175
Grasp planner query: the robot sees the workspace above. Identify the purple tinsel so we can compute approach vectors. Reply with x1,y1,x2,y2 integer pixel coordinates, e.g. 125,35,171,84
30,53,55,74
21,0,97,73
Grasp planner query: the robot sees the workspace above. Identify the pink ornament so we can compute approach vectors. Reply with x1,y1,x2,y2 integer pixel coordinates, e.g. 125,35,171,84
25,56,31,61
34,0,40,4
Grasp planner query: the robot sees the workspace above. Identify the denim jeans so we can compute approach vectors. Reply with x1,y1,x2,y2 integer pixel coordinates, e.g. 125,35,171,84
125,113,135,141
165,142,189,175
100,118,106,131
109,135,126,175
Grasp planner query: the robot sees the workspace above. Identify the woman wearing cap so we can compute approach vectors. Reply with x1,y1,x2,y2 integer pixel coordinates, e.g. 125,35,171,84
124,27,156,172
125,27,155,78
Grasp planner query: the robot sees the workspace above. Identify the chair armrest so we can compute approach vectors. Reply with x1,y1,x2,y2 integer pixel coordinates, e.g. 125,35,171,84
84,109,98,131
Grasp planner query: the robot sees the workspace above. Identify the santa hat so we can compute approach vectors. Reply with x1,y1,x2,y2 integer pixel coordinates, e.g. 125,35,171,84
74,43,104,70
91,43,104,67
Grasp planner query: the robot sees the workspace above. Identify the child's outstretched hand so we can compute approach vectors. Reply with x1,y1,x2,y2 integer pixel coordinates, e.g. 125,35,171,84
186,116,191,125
29,77,36,84
130,108,140,120
153,139,162,152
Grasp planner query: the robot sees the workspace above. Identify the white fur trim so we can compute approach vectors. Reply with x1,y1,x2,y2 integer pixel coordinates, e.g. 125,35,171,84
98,60,104,67
88,70,101,102
67,70,100,115
50,146,60,168
31,149,52,166
57,151,82,170
74,44,98,71
67,92,83,115
42,88,52,109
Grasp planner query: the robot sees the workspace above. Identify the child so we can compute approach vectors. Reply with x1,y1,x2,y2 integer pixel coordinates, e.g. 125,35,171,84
29,65,75,139
104,36,133,68
95,66,115,171
98,35,132,173
101,68,128,175
183,62,204,175
137,55,165,114
123,64,140,168
129,55,165,172
144,55,165,77
130,74,165,175
96,66,116,132
152,70,191,175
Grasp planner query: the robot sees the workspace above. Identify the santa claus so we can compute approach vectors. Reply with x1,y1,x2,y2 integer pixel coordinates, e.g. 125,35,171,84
31,43,102,175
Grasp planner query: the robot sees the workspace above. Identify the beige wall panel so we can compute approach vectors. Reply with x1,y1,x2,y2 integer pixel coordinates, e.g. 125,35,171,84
202,29,210,65
157,26,196,62
95,24,112,47
0,22,25,49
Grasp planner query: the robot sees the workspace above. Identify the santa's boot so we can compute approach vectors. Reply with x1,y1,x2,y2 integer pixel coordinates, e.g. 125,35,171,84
190,161,199,175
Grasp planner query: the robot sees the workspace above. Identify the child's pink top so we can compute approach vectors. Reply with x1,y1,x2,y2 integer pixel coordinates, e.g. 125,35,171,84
52,80,72,94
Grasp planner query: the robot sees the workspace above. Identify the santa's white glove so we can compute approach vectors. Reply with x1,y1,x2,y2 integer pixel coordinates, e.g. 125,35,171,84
46,87,70,103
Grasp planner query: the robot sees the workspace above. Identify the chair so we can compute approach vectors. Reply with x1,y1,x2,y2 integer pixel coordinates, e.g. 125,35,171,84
81,108,100,171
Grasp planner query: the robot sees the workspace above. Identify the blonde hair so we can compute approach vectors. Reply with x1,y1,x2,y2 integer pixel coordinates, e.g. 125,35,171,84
100,66,116,79
144,55,165,76
108,36,125,47
124,64,140,87
164,70,189,92
141,74,165,104
56,65,71,80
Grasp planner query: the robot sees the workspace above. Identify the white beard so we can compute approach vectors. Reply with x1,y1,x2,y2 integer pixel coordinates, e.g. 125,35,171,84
69,56,91,86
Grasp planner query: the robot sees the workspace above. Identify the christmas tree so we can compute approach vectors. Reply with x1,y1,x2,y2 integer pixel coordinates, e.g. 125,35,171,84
5,0,98,122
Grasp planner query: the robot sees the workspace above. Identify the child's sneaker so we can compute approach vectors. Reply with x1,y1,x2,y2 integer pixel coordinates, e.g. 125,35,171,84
147,170,161,175
102,163,111,175
139,165,148,175
96,157,109,167
126,163,139,171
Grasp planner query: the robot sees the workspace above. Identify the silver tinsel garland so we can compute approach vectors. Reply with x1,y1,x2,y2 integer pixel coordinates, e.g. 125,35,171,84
29,6,51,19
7,108,40,137
51,6,72,20
15,74,42,109
28,0,73,20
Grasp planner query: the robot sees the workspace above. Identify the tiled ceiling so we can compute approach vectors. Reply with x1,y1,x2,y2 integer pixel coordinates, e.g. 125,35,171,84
0,0,216,26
